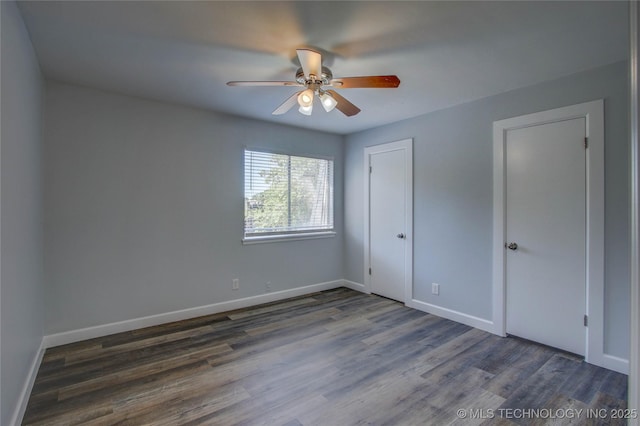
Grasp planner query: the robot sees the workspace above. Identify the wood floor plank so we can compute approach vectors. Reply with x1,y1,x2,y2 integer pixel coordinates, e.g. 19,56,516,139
57,343,233,401
497,354,582,413
33,337,231,395
527,394,589,426
244,307,342,336
481,344,555,399
23,361,212,425
227,297,319,320
599,370,629,401
558,361,611,404
419,332,505,384
104,382,251,426
23,288,627,426
412,368,504,426
361,311,442,345
588,392,628,426
62,323,219,366
100,313,231,349
409,327,489,377
42,341,103,363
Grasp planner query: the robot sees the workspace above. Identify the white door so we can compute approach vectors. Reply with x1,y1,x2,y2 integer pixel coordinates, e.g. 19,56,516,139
366,140,412,302
505,117,586,355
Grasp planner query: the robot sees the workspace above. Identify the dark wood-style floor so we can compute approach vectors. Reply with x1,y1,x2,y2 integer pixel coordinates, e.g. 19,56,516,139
24,288,627,425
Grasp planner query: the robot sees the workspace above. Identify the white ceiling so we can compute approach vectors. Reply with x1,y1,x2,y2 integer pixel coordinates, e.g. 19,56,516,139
17,1,628,135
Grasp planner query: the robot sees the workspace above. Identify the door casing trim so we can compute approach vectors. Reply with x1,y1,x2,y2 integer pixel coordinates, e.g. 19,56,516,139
629,0,639,414
364,138,413,303
492,100,608,369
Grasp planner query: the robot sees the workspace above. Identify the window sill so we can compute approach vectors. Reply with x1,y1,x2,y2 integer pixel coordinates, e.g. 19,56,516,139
242,231,336,245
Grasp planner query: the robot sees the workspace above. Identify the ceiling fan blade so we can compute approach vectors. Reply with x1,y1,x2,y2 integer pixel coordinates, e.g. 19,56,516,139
227,81,302,87
326,90,361,117
330,75,400,89
296,49,322,80
272,91,302,115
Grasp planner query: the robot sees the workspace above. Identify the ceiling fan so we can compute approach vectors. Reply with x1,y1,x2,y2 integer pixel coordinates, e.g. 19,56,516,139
227,48,400,117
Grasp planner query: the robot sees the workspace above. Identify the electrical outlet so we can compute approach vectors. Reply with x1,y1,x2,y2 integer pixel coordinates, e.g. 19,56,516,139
432,283,440,295
266,281,272,292
232,278,239,290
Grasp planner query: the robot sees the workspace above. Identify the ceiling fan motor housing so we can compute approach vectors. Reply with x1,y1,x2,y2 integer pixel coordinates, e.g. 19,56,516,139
296,66,333,86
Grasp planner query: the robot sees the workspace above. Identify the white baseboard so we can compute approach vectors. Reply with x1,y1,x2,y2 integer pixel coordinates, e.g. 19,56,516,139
10,339,46,426
342,280,367,293
406,298,498,335
602,354,630,375
44,280,344,348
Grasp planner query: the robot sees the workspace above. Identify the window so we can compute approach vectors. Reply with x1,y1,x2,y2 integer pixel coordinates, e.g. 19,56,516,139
244,149,334,241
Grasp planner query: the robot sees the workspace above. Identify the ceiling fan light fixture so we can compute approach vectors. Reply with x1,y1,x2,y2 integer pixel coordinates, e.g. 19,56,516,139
298,104,313,116
319,92,338,112
297,89,314,107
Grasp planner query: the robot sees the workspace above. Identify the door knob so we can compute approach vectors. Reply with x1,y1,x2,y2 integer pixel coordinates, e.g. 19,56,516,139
506,242,518,251
397,233,405,239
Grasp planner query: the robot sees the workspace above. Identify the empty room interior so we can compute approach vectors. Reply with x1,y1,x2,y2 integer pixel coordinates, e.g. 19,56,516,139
2,1,640,425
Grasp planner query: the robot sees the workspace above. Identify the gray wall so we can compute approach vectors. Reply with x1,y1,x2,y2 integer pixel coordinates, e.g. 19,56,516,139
344,61,629,359
1,1,45,424
43,82,344,334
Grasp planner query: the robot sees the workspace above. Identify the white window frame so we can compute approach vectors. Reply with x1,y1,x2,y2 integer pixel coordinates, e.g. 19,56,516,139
242,148,335,244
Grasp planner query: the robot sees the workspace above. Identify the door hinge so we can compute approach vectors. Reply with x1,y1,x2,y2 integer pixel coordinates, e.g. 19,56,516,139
584,137,588,149
369,267,372,275
584,314,588,327
369,166,372,173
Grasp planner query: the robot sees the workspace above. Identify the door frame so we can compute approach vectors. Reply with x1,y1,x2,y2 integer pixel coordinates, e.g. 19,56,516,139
364,138,413,303
492,100,608,368
630,0,639,418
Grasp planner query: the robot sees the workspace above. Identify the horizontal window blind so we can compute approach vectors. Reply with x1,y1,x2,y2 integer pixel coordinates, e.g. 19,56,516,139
244,149,334,237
